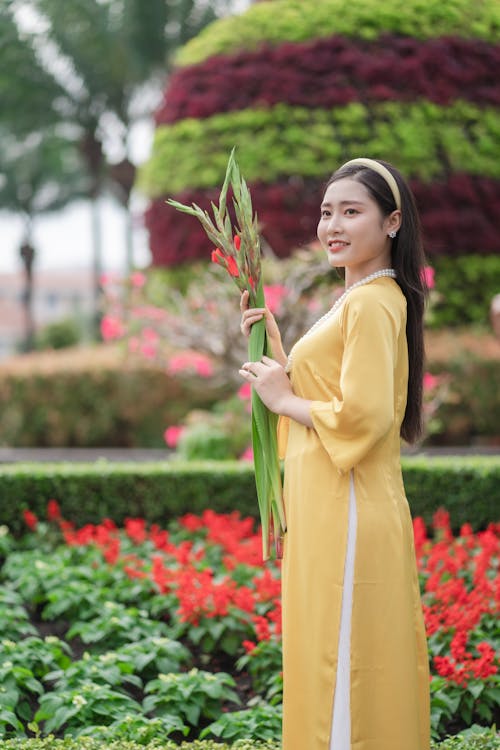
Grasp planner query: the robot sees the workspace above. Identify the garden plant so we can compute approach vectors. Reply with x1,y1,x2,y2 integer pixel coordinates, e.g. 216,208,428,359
0,499,497,747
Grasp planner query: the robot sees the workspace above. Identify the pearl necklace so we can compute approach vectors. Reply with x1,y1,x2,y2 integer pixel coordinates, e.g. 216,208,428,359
285,268,397,373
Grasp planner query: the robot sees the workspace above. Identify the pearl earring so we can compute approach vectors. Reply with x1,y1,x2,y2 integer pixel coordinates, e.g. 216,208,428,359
388,230,397,239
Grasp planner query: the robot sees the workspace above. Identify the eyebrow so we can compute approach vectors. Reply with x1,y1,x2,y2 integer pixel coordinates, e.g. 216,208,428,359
320,200,367,208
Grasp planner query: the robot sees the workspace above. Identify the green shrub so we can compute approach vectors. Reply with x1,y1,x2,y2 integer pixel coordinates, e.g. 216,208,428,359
1,457,498,536
427,256,500,328
429,359,500,443
0,348,228,448
34,319,83,352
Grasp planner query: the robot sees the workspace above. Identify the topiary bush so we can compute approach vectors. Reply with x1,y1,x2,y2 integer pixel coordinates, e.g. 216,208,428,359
139,0,500,267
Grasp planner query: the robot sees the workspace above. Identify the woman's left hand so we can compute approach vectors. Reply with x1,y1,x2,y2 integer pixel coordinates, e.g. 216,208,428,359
239,355,293,414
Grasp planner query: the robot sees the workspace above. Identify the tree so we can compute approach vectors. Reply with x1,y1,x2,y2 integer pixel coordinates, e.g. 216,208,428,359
0,127,90,350
1,0,239,339
7,0,239,268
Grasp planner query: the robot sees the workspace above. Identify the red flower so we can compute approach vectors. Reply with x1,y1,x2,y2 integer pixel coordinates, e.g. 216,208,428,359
47,499,62,522
211,248,226,266
234,235,241,250
226,255,240,277
23,510,38,530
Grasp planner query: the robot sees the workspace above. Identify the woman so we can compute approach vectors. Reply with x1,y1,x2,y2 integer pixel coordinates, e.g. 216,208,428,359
239,158,430,750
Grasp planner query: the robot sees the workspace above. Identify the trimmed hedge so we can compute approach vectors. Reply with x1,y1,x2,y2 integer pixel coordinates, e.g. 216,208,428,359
0,348,228,448
1,457,498,535
176,0,500,65
1,732,499,750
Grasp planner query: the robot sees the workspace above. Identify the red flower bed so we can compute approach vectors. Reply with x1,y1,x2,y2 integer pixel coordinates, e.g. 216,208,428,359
21,501,499,734
26,503,498,677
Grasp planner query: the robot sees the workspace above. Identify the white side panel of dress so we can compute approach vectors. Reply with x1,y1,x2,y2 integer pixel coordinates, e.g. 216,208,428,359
329,472,357,750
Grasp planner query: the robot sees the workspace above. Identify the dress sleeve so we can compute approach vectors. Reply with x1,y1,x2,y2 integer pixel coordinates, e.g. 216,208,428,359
309,291,402,474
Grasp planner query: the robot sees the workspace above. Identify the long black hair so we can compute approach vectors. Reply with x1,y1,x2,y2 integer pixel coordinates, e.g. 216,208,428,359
326,159,427,444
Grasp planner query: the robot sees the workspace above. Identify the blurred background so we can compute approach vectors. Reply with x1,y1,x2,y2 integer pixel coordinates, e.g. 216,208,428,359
0,0,499,455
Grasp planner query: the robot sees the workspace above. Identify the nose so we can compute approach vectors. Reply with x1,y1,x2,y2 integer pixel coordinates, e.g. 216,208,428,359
325,211,342,235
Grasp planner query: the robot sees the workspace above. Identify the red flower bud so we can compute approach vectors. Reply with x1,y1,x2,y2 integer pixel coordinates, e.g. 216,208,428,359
226,256,240,277
234,235,241,251
211,248,225,266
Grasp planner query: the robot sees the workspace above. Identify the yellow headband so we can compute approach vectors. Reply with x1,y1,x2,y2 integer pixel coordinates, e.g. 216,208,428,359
340,158,401,211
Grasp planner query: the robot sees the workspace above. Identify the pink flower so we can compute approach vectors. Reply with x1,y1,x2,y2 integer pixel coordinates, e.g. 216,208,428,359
100,315,125,341
423,372,440,391
143,328,159,343
167,351,214,378
238,383,252,401
130,271,146,288
240,445,254,462
164,425,185,448
140,343,157,360
421,266,435,289
264,284,287,314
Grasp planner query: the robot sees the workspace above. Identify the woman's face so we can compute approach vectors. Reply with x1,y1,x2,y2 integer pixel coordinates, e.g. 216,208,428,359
317,177,399,284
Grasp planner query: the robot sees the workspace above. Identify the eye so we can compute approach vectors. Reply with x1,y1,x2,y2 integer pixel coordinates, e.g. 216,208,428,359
345,208,359,216
320,209,330,218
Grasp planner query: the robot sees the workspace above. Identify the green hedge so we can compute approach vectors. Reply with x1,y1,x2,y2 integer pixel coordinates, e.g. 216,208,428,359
0,731,498,750
1,457,498,535
0,356,228,448
176,0,500,65
140,101,499,197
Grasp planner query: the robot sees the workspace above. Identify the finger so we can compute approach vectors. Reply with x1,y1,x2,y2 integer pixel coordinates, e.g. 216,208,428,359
242,308,266,319
261,355,275,365
239,290,249,312
239,368,256,380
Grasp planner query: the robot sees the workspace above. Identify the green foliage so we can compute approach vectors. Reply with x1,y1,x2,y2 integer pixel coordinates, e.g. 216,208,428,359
430,358,500,443
431,677,500,740
34,320,83,352
0,6,65,135
0,457,498,536
34,681,143,735
0,739,285,749
428,256,500,328
176,0,500,66
140,101,499,197
200,701,282,741
236,641,283,701
144,669,239,726
0,736,496,750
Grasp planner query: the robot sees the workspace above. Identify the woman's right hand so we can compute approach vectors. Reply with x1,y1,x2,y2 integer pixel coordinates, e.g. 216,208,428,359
240,290,287,365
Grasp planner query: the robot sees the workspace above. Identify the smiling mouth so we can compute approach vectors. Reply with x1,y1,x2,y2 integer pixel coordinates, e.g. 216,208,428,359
328,241,349,252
